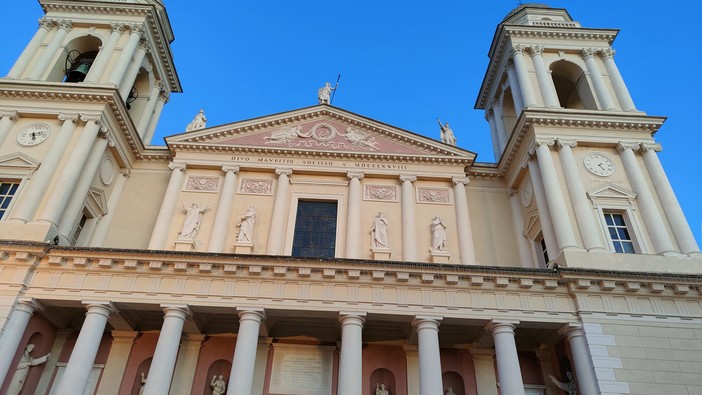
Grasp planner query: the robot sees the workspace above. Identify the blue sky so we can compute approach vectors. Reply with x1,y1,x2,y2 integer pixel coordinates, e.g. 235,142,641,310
1,1,701,246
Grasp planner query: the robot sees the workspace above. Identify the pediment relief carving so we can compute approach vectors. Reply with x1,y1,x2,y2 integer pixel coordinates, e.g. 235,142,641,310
586,183,636,200
0,152,40,169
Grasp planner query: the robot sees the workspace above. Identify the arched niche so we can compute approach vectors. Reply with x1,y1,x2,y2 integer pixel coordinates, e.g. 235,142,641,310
204,359,231,395
130,357,152,395
48,35,102,83
442,371,466,395
549,60,597,110
500,87,518,134
370,368,395,394
126,65,155,125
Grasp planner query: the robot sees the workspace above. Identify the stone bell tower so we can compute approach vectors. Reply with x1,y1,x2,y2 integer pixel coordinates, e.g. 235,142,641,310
476,4,700,269
0,0,181,244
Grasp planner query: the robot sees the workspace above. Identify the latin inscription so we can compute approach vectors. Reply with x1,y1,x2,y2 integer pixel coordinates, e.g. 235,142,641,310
231,155,409,170
269,345,333,395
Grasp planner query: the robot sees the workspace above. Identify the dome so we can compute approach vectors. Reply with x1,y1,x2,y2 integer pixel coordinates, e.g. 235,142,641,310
502,3,551,22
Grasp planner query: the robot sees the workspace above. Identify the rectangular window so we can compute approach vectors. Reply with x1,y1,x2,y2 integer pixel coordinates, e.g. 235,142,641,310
604,212,635,253
292,200,338,258
69,211,90,246
0,182,19,220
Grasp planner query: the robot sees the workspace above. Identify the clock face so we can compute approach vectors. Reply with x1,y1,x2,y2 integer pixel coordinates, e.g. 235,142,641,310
520,178,533,207
583,152,616,177
17,123,51,146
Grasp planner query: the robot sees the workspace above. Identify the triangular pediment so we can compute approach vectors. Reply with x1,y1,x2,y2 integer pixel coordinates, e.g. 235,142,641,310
87,187,108,216
0,152,40,169
166,105,476,163
587,183,637,200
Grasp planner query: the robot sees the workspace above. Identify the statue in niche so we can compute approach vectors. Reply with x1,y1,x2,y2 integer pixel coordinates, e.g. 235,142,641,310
445,387,456,395
138,372,147,395
375,382,390,395
318,81,336,104
7,344,51,395
236,206,256,243
178,202,209,240
549,372,577,395
436,117,457,146
186,109,207,131
431,215,447,251
370,212,389,249
211,375,226,395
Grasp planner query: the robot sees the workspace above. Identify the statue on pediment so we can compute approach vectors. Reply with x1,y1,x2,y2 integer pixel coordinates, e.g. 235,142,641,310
7,344,50,395
437,117,457,146
431,215,447,251
318,82,336,104
343,127,379,151
178,202,209,240
186,109,207,131
236,206,256,243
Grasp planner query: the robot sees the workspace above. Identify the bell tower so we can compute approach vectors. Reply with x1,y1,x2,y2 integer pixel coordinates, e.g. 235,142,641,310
0,0,181,244
476,5,700,269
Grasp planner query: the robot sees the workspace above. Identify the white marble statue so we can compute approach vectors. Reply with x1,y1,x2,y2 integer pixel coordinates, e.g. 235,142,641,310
431,215,447,251
549,372,577,395
178,202,209,240
437,117,457,146
370,212,389,249
375,382,389,395
318,82,336,104
138,372,147,395
236,206,256,243
445,387,456,395
7,344,50,395
186,109,207,131
211,374,226,395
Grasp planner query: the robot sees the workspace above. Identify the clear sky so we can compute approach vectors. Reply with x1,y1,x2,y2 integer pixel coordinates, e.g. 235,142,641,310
1,1,701,246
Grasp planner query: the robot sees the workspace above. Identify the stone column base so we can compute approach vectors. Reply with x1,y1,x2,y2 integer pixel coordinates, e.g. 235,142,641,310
234,243,254,254
372,248,391,260
174,239,195,251
430,250,450,264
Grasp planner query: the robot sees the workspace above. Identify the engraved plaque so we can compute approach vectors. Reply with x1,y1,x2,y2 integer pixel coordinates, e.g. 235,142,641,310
269,344,334,395
183,175,221,193
364,185,398,202
240,178,274,195
417,187,450,204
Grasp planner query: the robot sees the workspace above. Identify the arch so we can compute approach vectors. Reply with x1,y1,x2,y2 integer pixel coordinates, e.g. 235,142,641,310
549,60,597,110
442,371,466,395
130,357,152,395
370,368,395,395
126,65,154,125
204,359,231,395
500,87,517,134
47,35,102,83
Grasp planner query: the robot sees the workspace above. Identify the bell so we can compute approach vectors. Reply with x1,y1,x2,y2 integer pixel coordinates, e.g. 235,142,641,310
67,61,91,83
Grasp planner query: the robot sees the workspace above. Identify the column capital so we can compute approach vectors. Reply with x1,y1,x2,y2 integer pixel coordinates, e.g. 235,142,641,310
399,174,417,183
468,346,496,360
0,111,19,121
17,297,43,314
411,315,442,331
616,141,640,152
82,301,115,317
534,137,556,148
640,142,662,153
140,40,153,55
110,22,127,34
558,323,585,339
168,162,186,171
484,107,495,120
275,167,292,177
237,307,266,323
452,176,470,186
506,59,515,70
339,311,366,327
555,139,577,150
347,171,364,180
529,45,544,56
57,20,73,31
222,165,240,174
600,47,616,59
511,43,525,55
57,112,79,123
581,48,596,59
120,168,132,178
38,17,55,30
161,304,191,320
80,114,103,125
486,319,519,334
110,330,140,344
128,23,146,37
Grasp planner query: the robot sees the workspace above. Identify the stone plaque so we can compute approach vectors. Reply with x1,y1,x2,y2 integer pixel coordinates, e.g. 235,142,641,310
364,185,398,202
268,344,334,395
183,175,221,193
240,178,274,195
417,187,450,204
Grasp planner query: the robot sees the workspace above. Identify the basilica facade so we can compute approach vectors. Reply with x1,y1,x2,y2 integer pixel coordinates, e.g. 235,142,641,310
0,1,700,395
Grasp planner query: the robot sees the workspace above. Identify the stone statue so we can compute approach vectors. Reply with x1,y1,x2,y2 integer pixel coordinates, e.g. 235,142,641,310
445,387,456,395
186,109,207,131
178,202,209,240
437,117,457,146
549,372,577,395
7,344,50,395
211,374,226,395
318,82,336,104
370,212,389,249
138,372,147,395
236,206,256,243
375,382,389,395
431,215,447,251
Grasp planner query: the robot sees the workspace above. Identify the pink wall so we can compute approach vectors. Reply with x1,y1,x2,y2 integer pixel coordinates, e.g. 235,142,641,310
362,345,407,395
441,348,477,395
190,336,235,394
518,351,544,385
117,333,158,395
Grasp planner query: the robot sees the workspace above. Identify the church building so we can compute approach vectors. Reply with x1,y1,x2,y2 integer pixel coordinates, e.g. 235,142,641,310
0,1,701,394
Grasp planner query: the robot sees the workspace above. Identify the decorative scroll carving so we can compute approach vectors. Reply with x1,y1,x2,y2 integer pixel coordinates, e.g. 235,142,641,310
417,188,450,204
240,178,274,195
184,176,221,193
364,185,398,202
262,123,380,151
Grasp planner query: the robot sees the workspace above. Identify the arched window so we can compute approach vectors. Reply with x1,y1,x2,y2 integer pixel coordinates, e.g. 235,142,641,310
49,36,102,83
500,87,518,133
549,60,597,110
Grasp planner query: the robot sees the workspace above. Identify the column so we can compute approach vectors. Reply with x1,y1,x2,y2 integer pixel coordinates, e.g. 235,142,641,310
337,312,365,395
7,18,53,78
400,175,418,261
53,302,113,395
207,166,239,252
560,325,598,395
118,41,150,98
452,177,477,264
581,49,615,110
556,139,606,251
28,20,72,80
487,320,525,395
511,45,537,108
508,190,534,267
169,334,206,395
527,159,559,260
469,348,499,395
412,316,443,395
36,115,103,227
95,331,139,395
227,308,265,395
34,329,72,395
0,299,41,388
485,108,503,160
9,113,79,223
601,49,636,111
90,169,130,247
533,139,579,251
148,162,186,249
491,100,509,152
617,143,676,254
403,345,420,395
529,46,560,108
535,347,558,395
506,60,525,112
0,111,19,147
142,306,190,395
641,143,700,254
143,89,169,145
84,23,124,83
266,168,292,255
136,83,160,135
345,172,364,259
108,24,144,86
